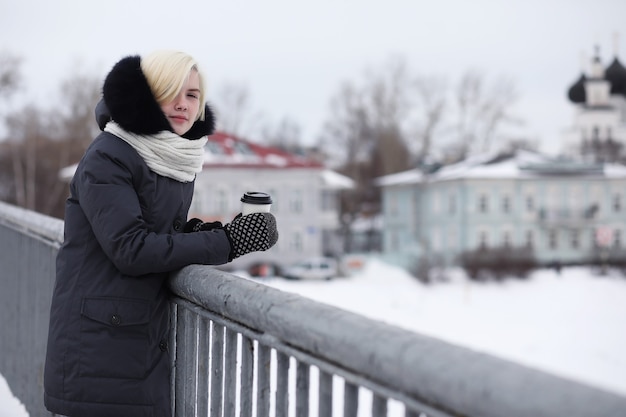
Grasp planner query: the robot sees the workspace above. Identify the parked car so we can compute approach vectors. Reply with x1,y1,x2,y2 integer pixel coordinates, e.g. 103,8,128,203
247,262,280,278
282,257,338,281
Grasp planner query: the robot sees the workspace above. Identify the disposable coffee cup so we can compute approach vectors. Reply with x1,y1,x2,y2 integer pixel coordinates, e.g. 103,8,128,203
241,191,272,215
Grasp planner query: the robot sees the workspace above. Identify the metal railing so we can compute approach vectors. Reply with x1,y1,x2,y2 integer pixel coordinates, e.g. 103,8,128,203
0,201,63,417
1,200,626,417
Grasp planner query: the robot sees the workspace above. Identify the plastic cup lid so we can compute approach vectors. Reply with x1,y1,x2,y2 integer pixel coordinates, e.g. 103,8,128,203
241,191,272,205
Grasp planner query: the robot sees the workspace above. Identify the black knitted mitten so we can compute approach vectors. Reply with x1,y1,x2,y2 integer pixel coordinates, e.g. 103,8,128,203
224,212,278,260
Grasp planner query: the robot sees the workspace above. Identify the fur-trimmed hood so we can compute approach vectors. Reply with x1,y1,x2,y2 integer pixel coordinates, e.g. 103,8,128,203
96,55,215,140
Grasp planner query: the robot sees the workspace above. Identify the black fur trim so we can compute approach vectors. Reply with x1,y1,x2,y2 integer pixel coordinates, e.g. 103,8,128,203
182,103,216,139
101,55,216,140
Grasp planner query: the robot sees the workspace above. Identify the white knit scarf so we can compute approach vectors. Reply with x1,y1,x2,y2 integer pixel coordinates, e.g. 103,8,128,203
104,121,207,183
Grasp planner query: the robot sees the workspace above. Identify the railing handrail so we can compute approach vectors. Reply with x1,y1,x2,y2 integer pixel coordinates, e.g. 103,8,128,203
0,200,64,245
170,264,626,417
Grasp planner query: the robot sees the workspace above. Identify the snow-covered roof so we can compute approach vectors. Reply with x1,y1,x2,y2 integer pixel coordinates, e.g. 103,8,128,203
59,131,330,181
320,170,354,189
374,169,423,186
203,132,323,169
59,163,78,181
376,149,626,186
604,163,626,178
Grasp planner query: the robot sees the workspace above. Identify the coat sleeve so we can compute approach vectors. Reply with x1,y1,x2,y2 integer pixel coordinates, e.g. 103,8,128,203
73,141,232,276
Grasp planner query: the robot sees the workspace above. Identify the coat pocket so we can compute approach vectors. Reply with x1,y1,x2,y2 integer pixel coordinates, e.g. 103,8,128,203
79,297,151,379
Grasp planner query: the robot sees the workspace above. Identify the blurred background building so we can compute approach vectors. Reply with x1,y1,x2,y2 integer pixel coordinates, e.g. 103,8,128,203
377,45,626,272
191,132,353,272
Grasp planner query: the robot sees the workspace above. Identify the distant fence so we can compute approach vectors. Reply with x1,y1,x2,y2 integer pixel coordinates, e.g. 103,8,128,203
2,200,626,417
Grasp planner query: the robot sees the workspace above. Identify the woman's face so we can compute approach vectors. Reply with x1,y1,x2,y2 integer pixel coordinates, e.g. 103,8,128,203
160,70,201,136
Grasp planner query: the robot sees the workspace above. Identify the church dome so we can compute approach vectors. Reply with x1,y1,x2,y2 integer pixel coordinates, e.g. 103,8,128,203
605,57,626,96
567,73,586,103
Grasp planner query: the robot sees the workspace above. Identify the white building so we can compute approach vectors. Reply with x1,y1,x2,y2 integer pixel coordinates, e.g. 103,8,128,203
377,150,626,270
562,44,626,161
191,132,353,271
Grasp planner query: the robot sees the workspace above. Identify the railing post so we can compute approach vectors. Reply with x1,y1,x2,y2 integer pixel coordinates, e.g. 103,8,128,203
295,361,309,417
197,316,210,417
275,352,290,417
256,344,272,417
210,322,224,417
240,335,254,416
223,328,238,416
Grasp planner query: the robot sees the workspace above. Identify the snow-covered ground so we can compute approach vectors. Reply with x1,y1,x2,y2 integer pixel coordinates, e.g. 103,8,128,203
261,259,626,397
0,374,28,417
2,258,625,416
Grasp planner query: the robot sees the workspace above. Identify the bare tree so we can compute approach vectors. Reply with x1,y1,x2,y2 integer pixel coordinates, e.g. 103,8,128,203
4,105,53,211
320,57,417,251
42,72,101,215
0,51,22,102
452,70,520,157
321,57,450,175
0,51,23,202
322,82,370,169
410,75,447,163
318,57,522,252
212,82,265,138
261,116,303,151
55,72,102,142
0,69,101,218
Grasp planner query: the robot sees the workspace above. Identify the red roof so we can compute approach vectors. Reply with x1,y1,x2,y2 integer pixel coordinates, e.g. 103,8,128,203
203,131,323,169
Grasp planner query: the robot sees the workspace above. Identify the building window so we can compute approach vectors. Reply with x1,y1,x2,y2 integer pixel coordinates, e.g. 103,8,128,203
478,194,488,213
526,195,534,212
290,190,303,213
478,231,488,250
614,194,622,212
569,186,582,210
290,232,303,252
432,229,441,251
432,191,440,213
449,227,457,250
205,141,225,155
390,193,398,216
592,126,599,140
591,228,598,248
502,196,511,214
449,194,456,215
502,231,511,248
217,189,228,213
548,230,558,250
571,231,580,249
390,230,399,251
233,141,255,155
320,190,335,212
525,230,534,248
615,230,622,248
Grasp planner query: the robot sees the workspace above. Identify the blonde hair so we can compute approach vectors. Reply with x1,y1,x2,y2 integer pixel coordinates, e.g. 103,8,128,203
141,50,206,120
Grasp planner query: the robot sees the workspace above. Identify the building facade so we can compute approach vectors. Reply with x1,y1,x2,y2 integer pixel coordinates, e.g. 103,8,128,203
377,151,626,269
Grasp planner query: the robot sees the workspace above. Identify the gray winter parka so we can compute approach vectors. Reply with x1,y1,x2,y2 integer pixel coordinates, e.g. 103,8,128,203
43,56,231,417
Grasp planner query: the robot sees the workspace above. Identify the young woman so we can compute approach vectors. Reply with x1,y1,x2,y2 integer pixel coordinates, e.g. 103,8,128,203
43,50,278,417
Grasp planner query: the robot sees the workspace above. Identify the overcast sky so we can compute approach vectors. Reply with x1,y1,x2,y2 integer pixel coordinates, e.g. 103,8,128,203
2,0,625,153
